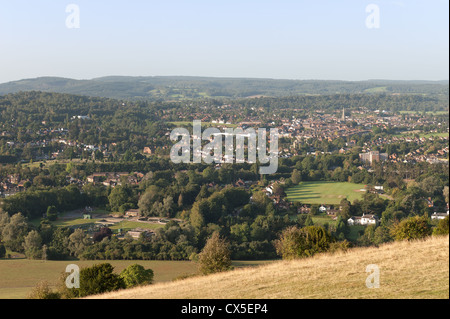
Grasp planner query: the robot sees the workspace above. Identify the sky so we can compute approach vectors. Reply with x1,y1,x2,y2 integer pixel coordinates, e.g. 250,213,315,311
0,0,448,83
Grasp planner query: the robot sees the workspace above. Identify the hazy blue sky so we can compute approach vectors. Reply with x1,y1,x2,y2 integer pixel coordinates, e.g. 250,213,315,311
0,0,448,83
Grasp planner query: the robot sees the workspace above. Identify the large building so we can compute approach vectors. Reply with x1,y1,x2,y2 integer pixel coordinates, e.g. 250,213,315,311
359,151,388,165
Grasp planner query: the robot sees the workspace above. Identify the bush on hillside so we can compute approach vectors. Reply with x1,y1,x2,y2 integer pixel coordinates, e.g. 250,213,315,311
61,263,125,298
274,225,332,259
391,215,432,241
27,281,61,299
120,264,154,288
197,232,232,275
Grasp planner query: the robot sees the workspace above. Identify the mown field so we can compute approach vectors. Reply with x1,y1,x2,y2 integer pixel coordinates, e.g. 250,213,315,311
0,259,271,299
285,181,368,205
394,130,449,139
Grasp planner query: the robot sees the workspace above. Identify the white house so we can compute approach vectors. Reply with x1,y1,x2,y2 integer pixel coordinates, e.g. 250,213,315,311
431,211,449,220
361,214,379,225
319,205,327,213
347,216,361,226
347,214,379,226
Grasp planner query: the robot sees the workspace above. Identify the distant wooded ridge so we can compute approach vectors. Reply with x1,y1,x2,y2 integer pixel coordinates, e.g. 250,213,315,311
0,76,448,101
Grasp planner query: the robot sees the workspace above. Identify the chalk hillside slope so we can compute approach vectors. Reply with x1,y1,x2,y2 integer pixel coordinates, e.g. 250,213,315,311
89,235,449,299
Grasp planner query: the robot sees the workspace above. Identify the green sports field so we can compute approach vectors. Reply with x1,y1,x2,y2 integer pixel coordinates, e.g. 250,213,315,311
285,181,368,205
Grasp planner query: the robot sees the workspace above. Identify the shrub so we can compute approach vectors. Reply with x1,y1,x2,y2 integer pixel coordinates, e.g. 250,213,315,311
119,264,154,288
197,232,232,275
391,215,432,241
27,281,61,299
46,206,58,221
329,240,352,254
274,226,303,260
63,263,125,298
275,225,332,259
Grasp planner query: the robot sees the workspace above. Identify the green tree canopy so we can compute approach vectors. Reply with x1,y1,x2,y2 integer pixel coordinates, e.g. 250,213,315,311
391,215,432,241
275,225,332,260
119,264,154,288
65,263,125,298
23,230,42,259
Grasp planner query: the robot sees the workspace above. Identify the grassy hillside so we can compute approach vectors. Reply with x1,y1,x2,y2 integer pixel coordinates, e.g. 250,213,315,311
90,235,449,299
1,76,448,101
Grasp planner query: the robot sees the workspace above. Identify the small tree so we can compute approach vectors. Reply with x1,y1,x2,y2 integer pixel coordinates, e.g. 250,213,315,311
46,206,58,221
23,230,42,260
197,232,232,275
338,198,352,220
334,216,349,238
119,264,154,288
1,213,29,253
273,226,303,260
304,214,314,226
68,228,90,257
291,169,302,185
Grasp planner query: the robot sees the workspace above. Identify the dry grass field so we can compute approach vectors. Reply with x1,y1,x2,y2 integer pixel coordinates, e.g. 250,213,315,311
90,235,449,299
0,260,198,299
0,259,270,299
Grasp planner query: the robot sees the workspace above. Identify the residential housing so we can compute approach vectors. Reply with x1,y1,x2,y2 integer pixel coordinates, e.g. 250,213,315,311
347,214,379,226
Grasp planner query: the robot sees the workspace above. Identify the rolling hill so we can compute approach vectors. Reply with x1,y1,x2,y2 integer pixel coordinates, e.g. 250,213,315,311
88,235,449,299
0,76,448,101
